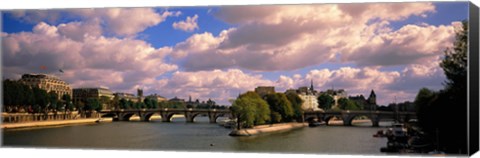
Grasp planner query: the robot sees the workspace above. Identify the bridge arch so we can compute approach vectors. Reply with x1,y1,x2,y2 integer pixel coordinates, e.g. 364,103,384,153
323,115,340,125
345,114,375,127
161,112,183,122
121,113,136,121
101,113,117,118
142,112,161,122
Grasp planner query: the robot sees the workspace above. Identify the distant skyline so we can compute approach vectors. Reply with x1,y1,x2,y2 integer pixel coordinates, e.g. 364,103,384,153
1,2,469,105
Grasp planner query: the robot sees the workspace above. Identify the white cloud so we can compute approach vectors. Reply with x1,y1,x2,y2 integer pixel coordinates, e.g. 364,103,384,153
172,14,199,32
170,3,457,72
8,8,180,37
2,22,177,93
144,69,274,104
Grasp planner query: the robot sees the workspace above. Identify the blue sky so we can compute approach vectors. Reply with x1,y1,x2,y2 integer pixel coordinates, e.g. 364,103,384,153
1,2,469,105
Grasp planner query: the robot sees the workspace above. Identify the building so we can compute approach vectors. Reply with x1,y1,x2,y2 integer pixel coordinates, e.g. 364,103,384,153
169,96,185,103
298,93,320,111
255,86,275,98
349,95,368,110
285,80,320,111
321,88,347,108
73,87,114,109
114,92,138,102
19,73,72,99
146,94,167,102
367,89,377,110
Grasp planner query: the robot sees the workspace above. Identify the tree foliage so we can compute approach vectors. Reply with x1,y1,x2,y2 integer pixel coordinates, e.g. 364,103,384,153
48,91,59,111
231,91,271,128
62,94,74,111
414,20,468,154
317,94,334,110
144,97,159,109
338,98,361,110
84,98,100,111
265,93,294,122
286,93,304,121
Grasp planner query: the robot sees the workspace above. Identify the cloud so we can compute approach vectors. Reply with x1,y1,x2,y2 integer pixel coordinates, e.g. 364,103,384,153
143,69,274,103
138,60,445,105
2,22,177,93
173,14,199,32
7,8,180,37
170,3,457,72
343,22,457,67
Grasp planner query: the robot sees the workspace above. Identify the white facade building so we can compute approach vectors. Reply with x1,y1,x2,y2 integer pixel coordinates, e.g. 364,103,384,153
298,93,320,111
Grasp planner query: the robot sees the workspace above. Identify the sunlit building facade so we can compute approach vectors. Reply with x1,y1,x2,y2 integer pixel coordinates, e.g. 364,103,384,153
19,73,72,99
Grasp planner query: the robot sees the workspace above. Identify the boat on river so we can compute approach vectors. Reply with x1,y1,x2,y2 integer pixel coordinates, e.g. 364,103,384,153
218,119,236,128
308,121,325,127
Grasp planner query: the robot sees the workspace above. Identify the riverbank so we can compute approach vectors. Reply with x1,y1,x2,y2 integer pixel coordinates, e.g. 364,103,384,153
1,115,184,129
229,122,308,136
328,119,372,125
1,118,112,129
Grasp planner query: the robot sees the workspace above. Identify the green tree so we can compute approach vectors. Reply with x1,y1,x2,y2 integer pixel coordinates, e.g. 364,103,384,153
62,94,74,111
338,98,360,110
119,98,128,109
265,93,294,122
144,98,152,109
127,100,134,109
99,96,111,110
48,91,59,112
144,97,159,109
317,94,334,110
112,95,119,110
414,21,468,154
151,98,159,109
85,98,100,111
32,86,48,113
286,93,304,121
231,91,270,128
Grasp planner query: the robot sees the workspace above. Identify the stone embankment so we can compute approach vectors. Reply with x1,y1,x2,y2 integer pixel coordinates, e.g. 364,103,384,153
229,122,308,136
1,118,113,129
1,115,184,129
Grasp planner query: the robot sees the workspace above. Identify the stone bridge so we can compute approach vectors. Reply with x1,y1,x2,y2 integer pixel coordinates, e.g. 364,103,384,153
99,109,415,126
99,108,232,123
303,110,417,127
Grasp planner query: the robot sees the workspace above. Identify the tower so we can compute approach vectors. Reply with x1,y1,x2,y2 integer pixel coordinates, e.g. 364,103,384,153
367,89,377,110
137,88,143,97
310,79,314,91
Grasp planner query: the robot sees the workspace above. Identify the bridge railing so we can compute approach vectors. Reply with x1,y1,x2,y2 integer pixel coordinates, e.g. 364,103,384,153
100,108,231,113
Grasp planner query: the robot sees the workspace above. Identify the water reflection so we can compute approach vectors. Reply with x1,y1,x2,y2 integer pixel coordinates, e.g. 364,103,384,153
3,117,389,155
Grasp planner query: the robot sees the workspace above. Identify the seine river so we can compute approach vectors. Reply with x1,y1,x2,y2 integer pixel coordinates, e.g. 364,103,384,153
2,117,392,155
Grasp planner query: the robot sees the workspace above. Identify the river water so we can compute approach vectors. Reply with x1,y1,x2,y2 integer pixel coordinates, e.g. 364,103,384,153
2,117,393,155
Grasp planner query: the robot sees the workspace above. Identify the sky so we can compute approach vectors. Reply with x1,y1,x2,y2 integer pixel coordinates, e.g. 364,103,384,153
1,2,469,105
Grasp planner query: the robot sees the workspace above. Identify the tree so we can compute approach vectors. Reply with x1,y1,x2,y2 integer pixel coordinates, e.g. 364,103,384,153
338,98,360,110
231,91,271,128
414,21,468,154
286,93,304,121
318,94,334,110
48,91,59,112
84,98,100,111
119,98,128,109
99,96,111,110
112,95,120,110
62,94,74,111
265,93,294,122
440,20,468,95
151,98,159,109
144,98,152,109
32,86,48,113
127,100,134,109
144,97,159,109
